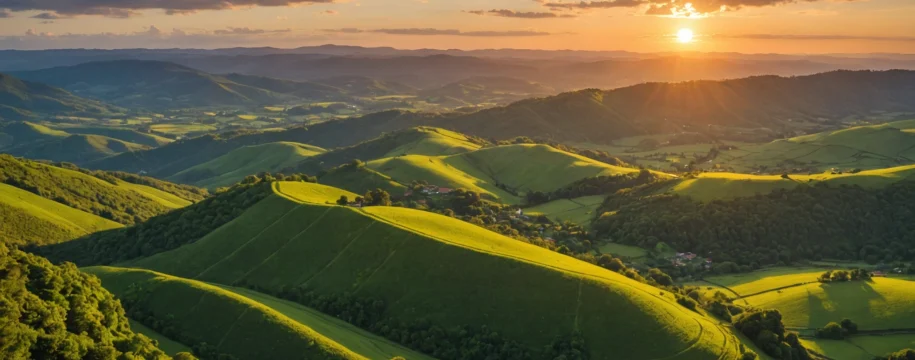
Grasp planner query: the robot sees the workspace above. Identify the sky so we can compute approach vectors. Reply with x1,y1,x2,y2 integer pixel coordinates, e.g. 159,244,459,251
0,0,913,53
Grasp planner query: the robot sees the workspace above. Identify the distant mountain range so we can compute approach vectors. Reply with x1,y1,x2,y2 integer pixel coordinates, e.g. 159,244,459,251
86,70,915,180
0,73,120,120
4,46,915,90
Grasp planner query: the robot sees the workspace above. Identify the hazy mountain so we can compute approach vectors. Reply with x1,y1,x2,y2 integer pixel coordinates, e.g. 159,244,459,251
0,73,119,120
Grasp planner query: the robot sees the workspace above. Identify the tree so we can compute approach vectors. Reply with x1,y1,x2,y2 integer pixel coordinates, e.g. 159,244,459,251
336,195,349,206
363,189,392,206
840,318,858,334
648,268,674,286
815,322,846,340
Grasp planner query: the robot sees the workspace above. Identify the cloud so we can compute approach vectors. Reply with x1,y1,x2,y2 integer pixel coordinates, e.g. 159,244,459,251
0,9,12,18
0,25,333,50
721,34,915,42
31,12,70,19
321,9,338,15
213,27,291,35
466,9,576,19
324,28,553,37
539,0,861,16
2,0,335,18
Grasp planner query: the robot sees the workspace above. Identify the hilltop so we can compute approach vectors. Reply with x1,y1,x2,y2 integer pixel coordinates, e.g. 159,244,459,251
47,181,748,359
0,154,205,245
0,73,120,120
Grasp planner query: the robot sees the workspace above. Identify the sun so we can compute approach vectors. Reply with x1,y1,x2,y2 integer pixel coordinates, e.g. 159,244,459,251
676,28,694,43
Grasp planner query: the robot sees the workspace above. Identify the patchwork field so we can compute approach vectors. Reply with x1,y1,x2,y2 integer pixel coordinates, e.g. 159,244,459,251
121,181,746,359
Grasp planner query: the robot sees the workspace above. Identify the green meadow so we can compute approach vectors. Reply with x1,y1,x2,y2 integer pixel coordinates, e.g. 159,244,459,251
0,182,122,245
524,195,606,226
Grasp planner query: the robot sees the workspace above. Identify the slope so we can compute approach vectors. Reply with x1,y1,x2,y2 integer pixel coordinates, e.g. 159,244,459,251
718,120,915,172
85,266,428,360
168,142,325,189
366,144,650,203
0,154,198,225
11,60,308,108
317,163,406,195
0,182,122,246
0,121,153,164
0,72,120,120
54,125,174,147
119,181,746,359
295,126,484,174
668,164,915,201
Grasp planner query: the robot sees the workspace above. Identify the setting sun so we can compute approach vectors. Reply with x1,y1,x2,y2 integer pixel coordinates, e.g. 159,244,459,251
677,28,695,43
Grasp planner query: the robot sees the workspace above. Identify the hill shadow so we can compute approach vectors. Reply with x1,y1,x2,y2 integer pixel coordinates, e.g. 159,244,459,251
806,281,885,329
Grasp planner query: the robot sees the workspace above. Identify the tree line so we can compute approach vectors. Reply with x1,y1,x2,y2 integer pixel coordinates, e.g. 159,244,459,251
594,182,915,269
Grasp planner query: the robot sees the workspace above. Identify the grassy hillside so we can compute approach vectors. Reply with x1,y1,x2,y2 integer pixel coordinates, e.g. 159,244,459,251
0,183,122,246
718,120,915,173
53,125,174,147
295,126,483,174
367,144,650,203
524,195,605,226
317,163,406,195
739,277,915,330
0,73,119,119
114,181,746,359
169,142,325,189
0,121,152,164
86,266,428,360
668,164,915,201
0,154,196,225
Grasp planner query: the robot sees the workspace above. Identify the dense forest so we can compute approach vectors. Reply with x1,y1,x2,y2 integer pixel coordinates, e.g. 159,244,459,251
0,242,188,359
594,182,915,268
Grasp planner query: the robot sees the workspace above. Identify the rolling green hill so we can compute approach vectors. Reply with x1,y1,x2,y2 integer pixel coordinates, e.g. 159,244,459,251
0,72,120,120
317,163,406,195
168,142,325,189
366,144,652,203
295,126,484,174
87,181,750,359
0,121,155,164
0,154,199,225
717,120,915,173
524,195,606,226
86,266,429,360
11,60,345,109
53,125,174,147
666,164,915,201
0,182,122,246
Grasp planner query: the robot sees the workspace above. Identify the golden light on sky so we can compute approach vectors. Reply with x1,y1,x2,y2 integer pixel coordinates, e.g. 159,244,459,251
0,0,913,53
677,29,695,44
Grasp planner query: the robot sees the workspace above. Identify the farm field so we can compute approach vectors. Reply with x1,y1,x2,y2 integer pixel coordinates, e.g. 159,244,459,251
598,242,650,259
524,195,606,226
149,123,218,135
803,334,915,360
123,181,746,359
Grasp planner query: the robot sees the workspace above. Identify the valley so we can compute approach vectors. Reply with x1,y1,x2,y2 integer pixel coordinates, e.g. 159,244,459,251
2,45,915,360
